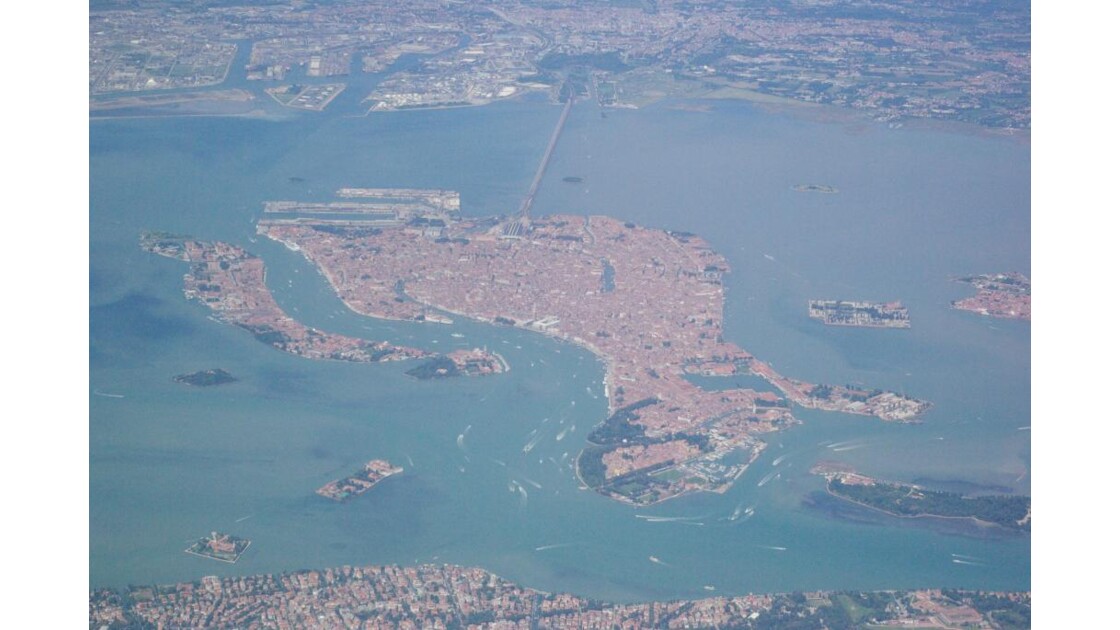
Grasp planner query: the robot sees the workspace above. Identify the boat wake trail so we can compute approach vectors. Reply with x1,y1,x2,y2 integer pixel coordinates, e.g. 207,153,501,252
535,543,579,552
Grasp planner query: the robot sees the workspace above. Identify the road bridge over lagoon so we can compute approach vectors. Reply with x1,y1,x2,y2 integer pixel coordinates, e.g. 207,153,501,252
518,95,574,221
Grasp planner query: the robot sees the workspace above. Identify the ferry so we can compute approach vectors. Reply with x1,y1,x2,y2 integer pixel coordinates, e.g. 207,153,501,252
757,470,780,487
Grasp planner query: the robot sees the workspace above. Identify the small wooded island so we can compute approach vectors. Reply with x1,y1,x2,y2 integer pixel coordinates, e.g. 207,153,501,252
813,464,1030,531
793,184,839,193
173,368,237,387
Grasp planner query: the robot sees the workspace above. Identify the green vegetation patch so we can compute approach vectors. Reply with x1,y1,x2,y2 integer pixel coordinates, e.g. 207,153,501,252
406,356,462,380
652,468,686,482
586,397,657,445
174,368,237,387
829,479,1030,530
832,593,875,625
576,445,610,489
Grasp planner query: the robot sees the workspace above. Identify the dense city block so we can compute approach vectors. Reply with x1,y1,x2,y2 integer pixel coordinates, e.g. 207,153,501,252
809,300,911,329
316,460,404,503
952,273,1031,321
89,562,1030,629
258,191,930,506
141,233,433,364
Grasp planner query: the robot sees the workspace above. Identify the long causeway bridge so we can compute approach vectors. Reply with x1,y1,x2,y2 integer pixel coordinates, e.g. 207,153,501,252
518,94,574,221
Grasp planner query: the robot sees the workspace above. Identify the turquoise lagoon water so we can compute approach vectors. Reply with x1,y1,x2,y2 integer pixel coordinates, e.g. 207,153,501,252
91,94,1029,601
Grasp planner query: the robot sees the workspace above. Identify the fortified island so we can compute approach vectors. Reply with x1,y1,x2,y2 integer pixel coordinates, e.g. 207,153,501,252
183,532,251,564
809,300,911,328
952,273,1031,321
811,463,1030,532
249,186,930,506
316,459,403,502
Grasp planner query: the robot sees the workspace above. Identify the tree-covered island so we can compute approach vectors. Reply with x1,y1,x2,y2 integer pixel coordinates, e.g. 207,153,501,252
173,368,237,387
813,464,1030,532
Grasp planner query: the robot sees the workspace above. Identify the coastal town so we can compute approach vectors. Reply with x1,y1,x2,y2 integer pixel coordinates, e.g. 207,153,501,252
809,300,912,329
140,232,506,372
141,233,431,364
90,34,236,94
84,3,1037,627
316,459,404,503
952,273,1031,321
91,0,1030,129
89,562,1031,629
256,191,930,505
